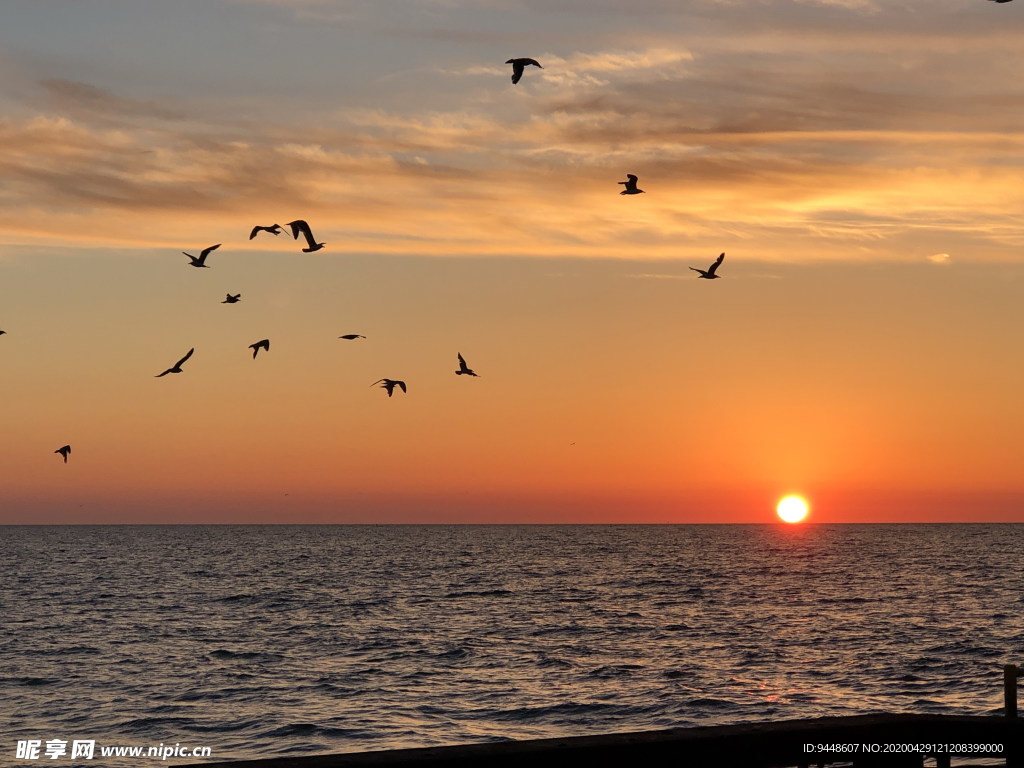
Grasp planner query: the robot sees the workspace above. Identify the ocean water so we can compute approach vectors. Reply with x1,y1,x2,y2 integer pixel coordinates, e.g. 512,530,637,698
3,524,1022,765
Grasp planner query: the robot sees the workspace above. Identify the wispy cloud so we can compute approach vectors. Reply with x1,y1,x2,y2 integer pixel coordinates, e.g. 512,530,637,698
454,46,694,91
5,7,1024,265
39,78,185,122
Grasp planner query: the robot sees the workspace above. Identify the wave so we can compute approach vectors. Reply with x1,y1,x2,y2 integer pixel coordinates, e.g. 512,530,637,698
3,676,61,686
209,649,285,662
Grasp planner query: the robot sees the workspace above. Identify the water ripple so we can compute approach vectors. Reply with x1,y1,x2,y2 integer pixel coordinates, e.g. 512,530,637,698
3,523,1021,765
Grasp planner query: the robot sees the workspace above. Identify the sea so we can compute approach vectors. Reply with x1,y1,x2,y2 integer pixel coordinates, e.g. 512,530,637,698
3,524,1022,765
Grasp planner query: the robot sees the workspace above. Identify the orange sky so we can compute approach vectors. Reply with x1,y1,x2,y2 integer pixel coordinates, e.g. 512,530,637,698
3,0,1024,523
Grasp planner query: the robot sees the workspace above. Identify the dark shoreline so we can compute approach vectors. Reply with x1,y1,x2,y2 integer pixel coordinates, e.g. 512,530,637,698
183,714,1023,767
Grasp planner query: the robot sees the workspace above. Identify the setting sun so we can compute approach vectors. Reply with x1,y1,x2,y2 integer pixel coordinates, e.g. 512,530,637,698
776,495,810,523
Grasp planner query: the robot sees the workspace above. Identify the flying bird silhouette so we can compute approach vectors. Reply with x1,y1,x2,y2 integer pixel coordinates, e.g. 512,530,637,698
371,378,407,397
506,57,542,84
286,220,325,252
249,339,270,358
690,253,725,279
155,347,195,377
989,1,1013,3
0,330,5,335
455,353,479,377
184,244,220,268
55,445,71,463
222,294,241,304
619,174,644,195
338,334,366,340
249,224,283,239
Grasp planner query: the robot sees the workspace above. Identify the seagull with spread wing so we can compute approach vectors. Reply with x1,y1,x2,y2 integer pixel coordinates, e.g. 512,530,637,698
690,253,725,279
455,353,479,377
155,348,195,377
371,379,406,397
338,334,365,340
222,294,241,304
183,244,220,268
506,57,542,84
249,224,283,239
249,339,270,359
55,445,71,463
286,220,325,252
619,174,644,195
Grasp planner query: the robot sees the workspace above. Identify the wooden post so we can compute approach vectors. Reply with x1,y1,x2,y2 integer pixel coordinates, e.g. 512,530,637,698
1006,664,1020,718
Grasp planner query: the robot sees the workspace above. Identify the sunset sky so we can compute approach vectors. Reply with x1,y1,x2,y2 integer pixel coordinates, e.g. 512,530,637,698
3,0,1024,524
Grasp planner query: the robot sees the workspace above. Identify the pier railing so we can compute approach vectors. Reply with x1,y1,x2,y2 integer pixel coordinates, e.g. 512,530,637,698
1007,663,1020,718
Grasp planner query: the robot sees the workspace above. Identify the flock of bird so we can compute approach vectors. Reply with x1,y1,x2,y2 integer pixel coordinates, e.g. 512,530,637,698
39,206,501,460
2,54,782,464
150,217,481,389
